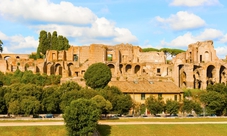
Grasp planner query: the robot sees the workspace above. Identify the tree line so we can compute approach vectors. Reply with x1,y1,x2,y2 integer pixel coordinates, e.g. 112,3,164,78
30,30,70,59
142,47,185,58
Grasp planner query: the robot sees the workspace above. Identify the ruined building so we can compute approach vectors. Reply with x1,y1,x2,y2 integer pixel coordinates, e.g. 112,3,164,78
0,40,226,91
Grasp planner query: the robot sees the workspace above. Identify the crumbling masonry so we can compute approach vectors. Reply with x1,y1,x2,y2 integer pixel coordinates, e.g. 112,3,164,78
0,40,226,90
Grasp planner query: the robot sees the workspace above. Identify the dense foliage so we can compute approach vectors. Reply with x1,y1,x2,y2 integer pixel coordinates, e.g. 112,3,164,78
145,96,165,116
84,62,112,89
32,30,70,59
0,71,132,116
0,39,3,53
142,47,185,57
63,99,100,136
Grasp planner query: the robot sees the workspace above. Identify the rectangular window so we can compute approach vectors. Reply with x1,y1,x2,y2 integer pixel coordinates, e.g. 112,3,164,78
200,55,202,62
157,68,161,73
73,54,78,61
141,93,145,100
174,95,177,101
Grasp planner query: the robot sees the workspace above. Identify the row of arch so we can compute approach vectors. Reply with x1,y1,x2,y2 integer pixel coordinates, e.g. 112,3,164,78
179,64,227,89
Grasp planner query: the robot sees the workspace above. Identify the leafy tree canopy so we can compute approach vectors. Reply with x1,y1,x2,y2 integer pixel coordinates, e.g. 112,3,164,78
84,63,112,89
142,47,185,57
63,98,100,136
145,96,164,116
0,39,3,53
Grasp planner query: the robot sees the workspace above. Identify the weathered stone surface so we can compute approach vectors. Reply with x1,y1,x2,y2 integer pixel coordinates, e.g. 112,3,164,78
0,40,226,90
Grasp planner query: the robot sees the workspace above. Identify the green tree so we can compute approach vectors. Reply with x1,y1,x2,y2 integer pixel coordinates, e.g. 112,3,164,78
63,98,100,136
84,63,112,89
37,30,49,57
145,96,164,116
91,95,112,115
165,99,180,115
51,31,58,50
0,39,3,53
41,86,60,113
99,86,132,115
200,91,225,116
20,97,41,116
8,100,20,115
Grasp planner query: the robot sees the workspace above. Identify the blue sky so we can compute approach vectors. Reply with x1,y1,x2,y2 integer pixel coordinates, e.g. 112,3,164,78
0,0,227,58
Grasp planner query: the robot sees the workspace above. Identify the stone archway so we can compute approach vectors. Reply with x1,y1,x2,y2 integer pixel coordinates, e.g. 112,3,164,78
55,64,62,75
67,63,74,77
108,64,115,75
134,65,140,75
126,64,132,74
193,69,201,89
180,71,187,88
206,65,216,85
220,65,226,84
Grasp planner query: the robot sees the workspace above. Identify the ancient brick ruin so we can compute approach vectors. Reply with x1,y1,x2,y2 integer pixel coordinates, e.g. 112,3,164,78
0,40,226,90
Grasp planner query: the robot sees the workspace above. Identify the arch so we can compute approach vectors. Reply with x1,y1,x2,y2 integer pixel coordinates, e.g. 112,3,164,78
119,64,123,74
67,63,74,77
108,64,115,75
47,62,54,75
206,65,216,85
125,64,132,74
55,64,62,75
36,66,40,73
4,56,10,60
16,56,20,59
193,69,201,89
204,51,209,62
134,65,140,74
220,65,226,84
180,71,187,88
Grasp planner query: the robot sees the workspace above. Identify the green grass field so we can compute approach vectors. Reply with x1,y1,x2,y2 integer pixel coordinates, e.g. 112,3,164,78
1,118,227,136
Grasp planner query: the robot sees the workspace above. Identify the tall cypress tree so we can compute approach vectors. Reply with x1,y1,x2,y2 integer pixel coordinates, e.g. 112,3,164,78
51,31,58,50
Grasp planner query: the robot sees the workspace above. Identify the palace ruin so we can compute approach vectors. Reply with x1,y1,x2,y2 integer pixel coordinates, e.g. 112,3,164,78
0,40,226,90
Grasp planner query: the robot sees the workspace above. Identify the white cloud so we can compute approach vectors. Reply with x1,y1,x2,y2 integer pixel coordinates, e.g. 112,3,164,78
31,17,138,45
215,46,227,59
170,0,220,7
0,31,9,41
0,0,97,24
162,28,225,48
156,11,206,31
0,31,38,53
220,34,227,43
197,28,223,40
162,32,197,47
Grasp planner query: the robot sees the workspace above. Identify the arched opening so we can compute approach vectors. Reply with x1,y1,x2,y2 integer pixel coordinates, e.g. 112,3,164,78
108,64,115,75
16,56,20,59
207,65,215,85
220,66,226,84
119,64,123,74
180,71,187,88
193,70,201,89
4,56,10,60
36,66,40,73
55,64,62,75
205,51,209,62
134,65,140,74
68,63,73,77
126,64,132,74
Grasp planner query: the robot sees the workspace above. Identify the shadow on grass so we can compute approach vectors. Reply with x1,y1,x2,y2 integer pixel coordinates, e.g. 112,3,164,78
97,125,111,136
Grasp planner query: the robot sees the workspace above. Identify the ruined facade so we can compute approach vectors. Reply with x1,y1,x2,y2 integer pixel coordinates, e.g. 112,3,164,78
0,40,226,90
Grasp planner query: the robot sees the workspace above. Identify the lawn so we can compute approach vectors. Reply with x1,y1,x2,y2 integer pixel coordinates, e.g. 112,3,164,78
1,118,227,136
0,124,227,136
